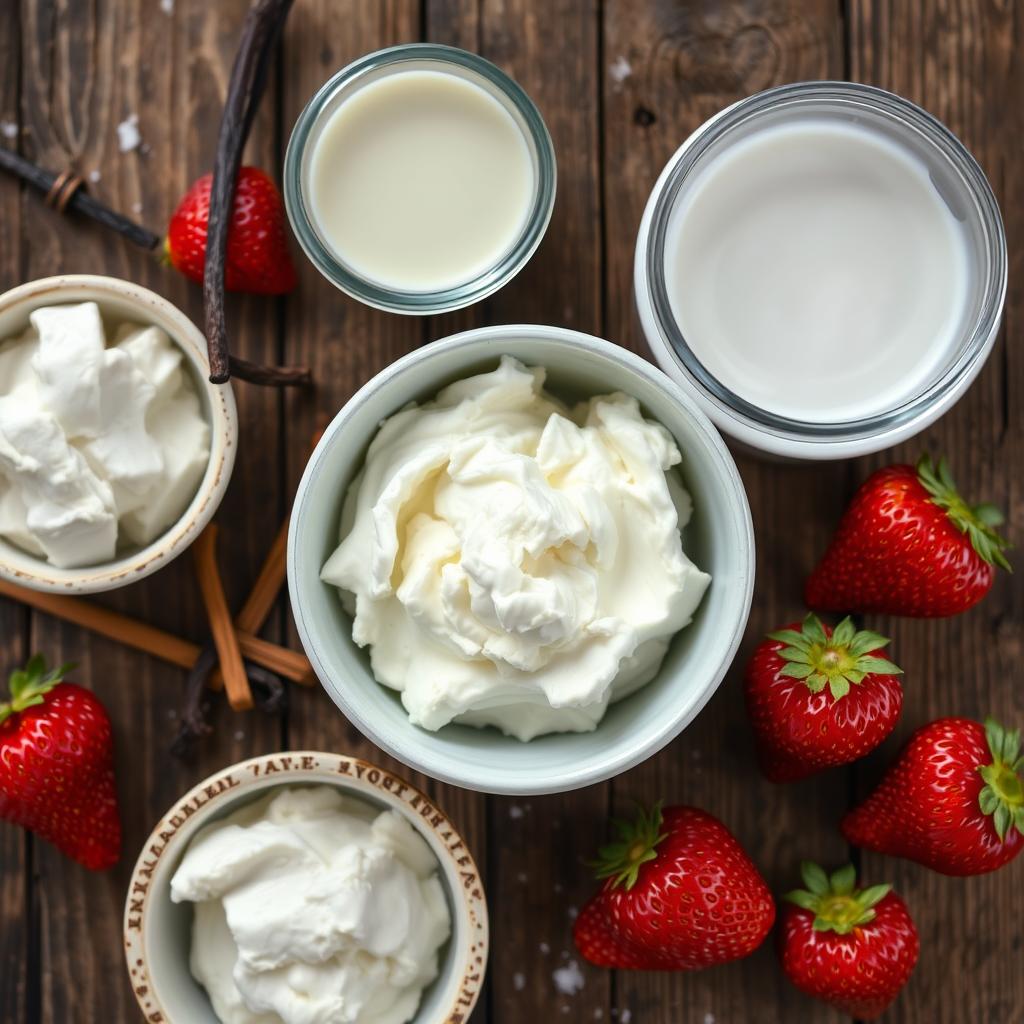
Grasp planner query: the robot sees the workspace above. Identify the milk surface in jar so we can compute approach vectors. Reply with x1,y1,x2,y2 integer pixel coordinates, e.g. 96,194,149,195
308,68,534,292
664,119,973,423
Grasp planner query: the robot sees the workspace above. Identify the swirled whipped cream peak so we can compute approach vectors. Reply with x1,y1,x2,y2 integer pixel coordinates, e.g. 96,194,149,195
0,301,209,567
322,356,711,741
170,786,451,1024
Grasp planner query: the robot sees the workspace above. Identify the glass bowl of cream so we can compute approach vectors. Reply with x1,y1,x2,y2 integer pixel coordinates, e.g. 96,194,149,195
284,43,556,314
0,275,237,594
288,326,754,795
123,751,488,1024
635,81,1007,460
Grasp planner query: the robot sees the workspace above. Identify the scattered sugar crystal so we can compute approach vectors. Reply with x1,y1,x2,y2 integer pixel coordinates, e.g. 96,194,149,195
552,960,585,996
117,114,141,152
233,730,245,742
554,882,563,893
609,56,632,83
561,1007,570,1015
568,905,578,920
539,941,551,955
621,1011,632,1024
509,804,524,819
517,871,528,884
704,1014,716,1024
594,1012,604,1020
513,972,526,992
88,169,101,183
0,121,17,140
159,0,173,12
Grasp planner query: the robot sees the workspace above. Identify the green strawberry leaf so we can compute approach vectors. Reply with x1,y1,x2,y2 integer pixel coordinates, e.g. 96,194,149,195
800,861,830,895
829,864,856,895
917,454,1012,572
0,656,74,726
770,616,901,700
978,716,1024,842
786,862,892,935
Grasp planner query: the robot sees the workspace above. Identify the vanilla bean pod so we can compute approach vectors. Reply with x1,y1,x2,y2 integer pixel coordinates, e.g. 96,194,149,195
0,147,160,250
204,0,306,387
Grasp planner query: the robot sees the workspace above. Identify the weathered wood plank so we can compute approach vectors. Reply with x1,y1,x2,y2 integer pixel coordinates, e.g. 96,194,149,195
0,7,29,1022
426,3,612,1023
601,2,849,1021
277,15,495,1018
12,0,285,1019
846,4,1024,1023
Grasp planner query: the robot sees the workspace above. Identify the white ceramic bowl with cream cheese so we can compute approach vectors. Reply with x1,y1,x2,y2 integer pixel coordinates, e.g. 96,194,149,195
0,275,237,593
288,325,754,794
123,751,488,1024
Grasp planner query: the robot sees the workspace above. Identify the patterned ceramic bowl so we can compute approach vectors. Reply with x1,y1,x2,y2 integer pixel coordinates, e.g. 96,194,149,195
0,274,237,594
123,751,488,1024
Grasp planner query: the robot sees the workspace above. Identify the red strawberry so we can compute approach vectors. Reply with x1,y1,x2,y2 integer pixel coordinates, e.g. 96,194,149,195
165,166,298,294
744,613,903,783
842,716,1024,876
573,804,775,970
806,455,1011,617
779,861,919,1019
0,656,121,870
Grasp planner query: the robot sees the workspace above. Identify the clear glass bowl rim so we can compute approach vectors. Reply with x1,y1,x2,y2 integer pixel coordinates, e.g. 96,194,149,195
644,80,1008,443
284,43,557,314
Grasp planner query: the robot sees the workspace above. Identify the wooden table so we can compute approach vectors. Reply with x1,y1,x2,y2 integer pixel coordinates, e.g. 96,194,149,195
0,2,1021,1022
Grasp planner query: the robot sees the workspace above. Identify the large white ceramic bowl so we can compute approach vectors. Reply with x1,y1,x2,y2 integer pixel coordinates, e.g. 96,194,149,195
288,325,755,794
0,275,237,593
123,751,488,1024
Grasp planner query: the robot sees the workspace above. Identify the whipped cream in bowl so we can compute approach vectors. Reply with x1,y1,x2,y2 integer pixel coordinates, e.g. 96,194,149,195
289,326,754,794
123,752,487,1024
0,276,236,593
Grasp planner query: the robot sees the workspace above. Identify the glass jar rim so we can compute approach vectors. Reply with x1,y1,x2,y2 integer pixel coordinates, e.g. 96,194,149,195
284,43,557,315
643,80,1007,445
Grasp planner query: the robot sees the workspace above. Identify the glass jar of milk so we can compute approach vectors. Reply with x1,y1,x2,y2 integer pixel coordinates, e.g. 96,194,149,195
635,81,1006,460
285,44,556,314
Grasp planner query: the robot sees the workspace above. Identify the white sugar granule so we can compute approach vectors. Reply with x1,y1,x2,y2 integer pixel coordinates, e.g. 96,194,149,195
513,972,526,992
0,121,17,140
609,56,632,83
117,114,141,152
552,960,585,996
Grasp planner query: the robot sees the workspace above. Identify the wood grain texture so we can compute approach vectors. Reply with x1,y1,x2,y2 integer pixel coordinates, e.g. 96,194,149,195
424,3,612,1021
602,2,849,1022
845,4,1024,1023
0,2,1021,1022
0,8,28,1022
11,1,284,1019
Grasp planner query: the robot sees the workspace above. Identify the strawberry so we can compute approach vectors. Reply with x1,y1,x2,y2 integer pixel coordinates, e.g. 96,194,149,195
806,454,1011,617
744,613,903,782
573,803,775,970
842,716,1024,876
0,656,121,870
779,861,919,1019
165,166,298,294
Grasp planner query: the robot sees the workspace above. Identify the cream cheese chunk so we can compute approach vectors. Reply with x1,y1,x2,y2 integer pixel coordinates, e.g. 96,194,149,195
170,786,451,1024
322,356,711,741
0,303,210,568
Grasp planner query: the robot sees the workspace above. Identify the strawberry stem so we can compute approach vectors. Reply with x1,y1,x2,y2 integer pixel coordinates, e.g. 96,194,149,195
977,717,1024,842
784,862,891,935
590,801,668,891
917,455,1012,572
0,655,74,726
768,614,901,700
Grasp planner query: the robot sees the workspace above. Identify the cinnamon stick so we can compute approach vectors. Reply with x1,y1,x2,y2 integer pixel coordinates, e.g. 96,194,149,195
191,525,252,710
237,517,290,634
0,578,314,683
